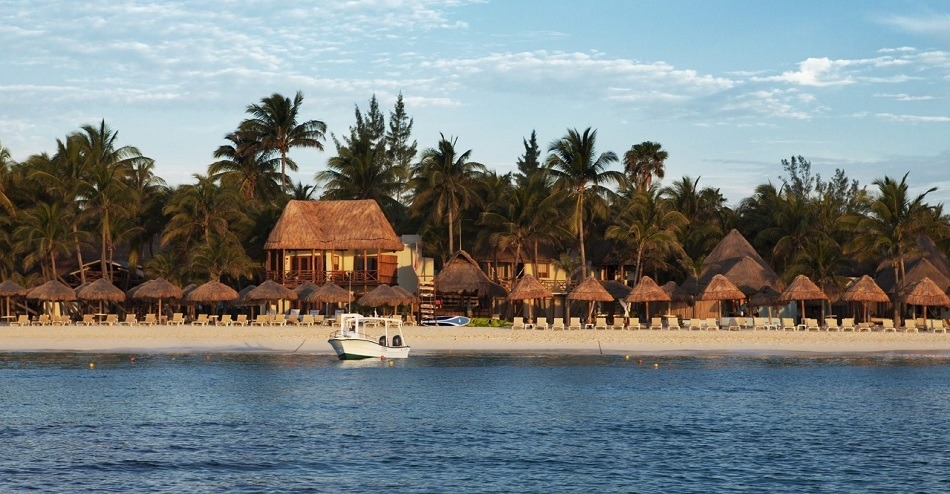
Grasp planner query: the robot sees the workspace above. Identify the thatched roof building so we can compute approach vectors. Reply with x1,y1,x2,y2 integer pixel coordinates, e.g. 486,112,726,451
0,280,28,297
698,230,780,296
264,200,402,251
778,275,827,303
186,281,238,303
703,229,771,272
567,276,613,302
435,250,508,297
626,276,670,303
876,258,950,294
697,274,745,302
358,284,403,308
27,280,76,302
305,283,352,304
77,278,126,303
246,280,298,302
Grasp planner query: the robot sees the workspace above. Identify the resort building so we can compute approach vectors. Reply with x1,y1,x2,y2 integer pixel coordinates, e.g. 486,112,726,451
264,199,425,295
475,246,572,293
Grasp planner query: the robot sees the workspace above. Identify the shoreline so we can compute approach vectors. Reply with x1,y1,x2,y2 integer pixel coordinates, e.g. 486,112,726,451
2,324,950,356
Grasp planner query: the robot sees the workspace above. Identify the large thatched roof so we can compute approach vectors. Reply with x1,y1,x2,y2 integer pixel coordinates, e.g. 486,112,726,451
132,278,183,301
77,278,126,303
186,281,238,303
703,229,771,272
358,284,403,307
435,250,508,297
294,282,321,300
507,275,553,301
0,280,28,297
626,276,670,303
263,199,403,251
904,277,950,307
840,275,890,303
778,275,827,303
748,286,783,306
714,256,781,296
697,274,745,301
27,280,76,302
245,280,298,301
305,283,352,304
567,276,613,302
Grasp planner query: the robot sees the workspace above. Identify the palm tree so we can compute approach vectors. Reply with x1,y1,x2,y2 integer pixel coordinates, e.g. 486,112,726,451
189,234,256,282
13,202,83,280
663,176,726,270
545,127,622,278
0,140,15,215
606,185,688,281
209,131,282,201
241,91,326,191
786,235,851,321
317,133,402,214
162,175,250,249
479,171,566,276
291,181,315,200
624,141,667,192
410,134,486,255
849,173,936,325
74,120,146,281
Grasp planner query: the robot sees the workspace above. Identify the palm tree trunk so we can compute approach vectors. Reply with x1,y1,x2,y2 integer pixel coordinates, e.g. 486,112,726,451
448,207,455,254
51,251,58,280
892,263,900,327
281,151,288,191
73,224,85,283
101,225,108,282
577,193,587,278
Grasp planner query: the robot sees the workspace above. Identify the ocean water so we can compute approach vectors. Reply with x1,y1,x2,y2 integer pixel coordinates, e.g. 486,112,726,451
1,353,948,493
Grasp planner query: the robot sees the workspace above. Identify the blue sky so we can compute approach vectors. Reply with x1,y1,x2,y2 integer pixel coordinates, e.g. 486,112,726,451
1,0,948,204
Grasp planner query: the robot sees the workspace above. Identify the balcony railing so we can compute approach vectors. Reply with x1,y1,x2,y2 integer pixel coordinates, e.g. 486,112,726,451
497,278,575,294
266,269,395,287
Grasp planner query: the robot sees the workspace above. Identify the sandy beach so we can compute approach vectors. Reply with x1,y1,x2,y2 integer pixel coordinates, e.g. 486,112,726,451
2,324,950,355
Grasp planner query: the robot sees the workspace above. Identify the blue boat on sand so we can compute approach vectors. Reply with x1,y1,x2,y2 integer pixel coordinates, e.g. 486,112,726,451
421,315,470,327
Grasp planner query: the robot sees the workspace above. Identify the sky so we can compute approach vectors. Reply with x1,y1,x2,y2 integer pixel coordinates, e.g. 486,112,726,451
1,0,948,205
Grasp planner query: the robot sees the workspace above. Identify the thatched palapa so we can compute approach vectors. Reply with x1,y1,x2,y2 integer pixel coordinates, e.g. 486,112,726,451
840,276,890,303
721,256,781,296
391,285,418,305
662,281,693,304
294,282,321,300
703,229,772,272
603,281,633,301
507,275,553,301
186,281,238,303
568,276,613,302
358,284,403,308
876,257,950,294
131,278,183,316
263,199,403,251
236,285,257,306
904,277,950,307
246,280,298,302
748,286,782,307
778,275,827,303
0,280,28,318
27,280,76,302
625,276,670,303
77,278,126,303
697,274,746,302
435,250,508,298
305,283,352,304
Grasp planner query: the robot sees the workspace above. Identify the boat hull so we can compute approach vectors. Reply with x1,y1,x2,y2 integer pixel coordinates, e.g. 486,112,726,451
328,337,411,360
421,316,471,327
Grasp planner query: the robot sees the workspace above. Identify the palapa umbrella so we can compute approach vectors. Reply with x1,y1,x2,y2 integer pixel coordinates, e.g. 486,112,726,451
305,282,353,316
840,275,890,323
568,276,613,324
625,276,670,323
605,280,634,322
27,280,77,316
748,286,783,321
186,281,238,305
697,274,746,319
391,285,418,305
0,280,28,319
294,282,320,310
77,278,126,315
507,274,552,320
358,284,403,315
778,274,827,324
904,277,950,325
132,278,183,318
245,280,298,317
236,285,257,305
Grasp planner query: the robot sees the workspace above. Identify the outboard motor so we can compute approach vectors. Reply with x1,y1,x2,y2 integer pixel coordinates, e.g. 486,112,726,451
378,335,387,347
392,335,403,347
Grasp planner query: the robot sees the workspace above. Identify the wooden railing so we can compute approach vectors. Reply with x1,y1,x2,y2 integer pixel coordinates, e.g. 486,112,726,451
266,269,395,287
497,278,575,294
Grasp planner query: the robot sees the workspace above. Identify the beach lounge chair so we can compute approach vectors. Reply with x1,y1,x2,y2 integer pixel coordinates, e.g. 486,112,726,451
192,314,209,326
216,314,233,326
298,314,315,326
104,314,119,326
10,314,30,326
780,318,796,331
840,318,855,332
251,314,268,326
727,317,744,331
76,314,95,326
142,314,157,325
31,314,49,326
234,314,248,326
51,314,70,325
568,317,582,330
120,314,137,325
931,319,946,333
901,321,918,333
688,318,702,330
667,317,682,330
612,318,627,330
752,317,767,330
881,319,896,332
169,313,185,326
857,322,872,332
594,317,608,330
272,314,286,326
512,317,525,330
824,318,839,332
805,318,820,331
552,317,565,330
535,317,549,330
704,318,719,330
649,317,663,330
313,314,325,325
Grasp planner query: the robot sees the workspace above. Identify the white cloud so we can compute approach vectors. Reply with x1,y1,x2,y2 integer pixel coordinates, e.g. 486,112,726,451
756,57,857,86
876,113,950,123
879,14,950,38
874,93,935,101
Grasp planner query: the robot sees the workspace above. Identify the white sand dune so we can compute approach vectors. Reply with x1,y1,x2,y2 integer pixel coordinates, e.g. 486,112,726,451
2,324,950,355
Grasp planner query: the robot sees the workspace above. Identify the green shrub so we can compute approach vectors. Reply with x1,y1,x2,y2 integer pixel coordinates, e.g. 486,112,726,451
467,317,509,328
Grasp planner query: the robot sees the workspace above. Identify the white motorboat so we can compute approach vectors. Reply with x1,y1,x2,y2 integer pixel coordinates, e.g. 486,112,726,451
327,313,410,360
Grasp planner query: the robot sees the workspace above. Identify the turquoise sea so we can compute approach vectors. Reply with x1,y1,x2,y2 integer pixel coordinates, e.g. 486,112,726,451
1,353,948,492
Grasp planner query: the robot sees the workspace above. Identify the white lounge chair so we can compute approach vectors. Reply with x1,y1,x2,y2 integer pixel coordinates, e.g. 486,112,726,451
119,314,137,325
535,317,549,330
649,317,663,330
142,314,158,325
169,313,185,326
930,319,946,333
840,318,855,332
551,317,565,330
234,314,249,326
688,318,702,330
594,317,608,330
567,317,582,330
704,318,719,330
824,318,839,332
512,317,526,330
780,318,796,331
217,314,233,326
